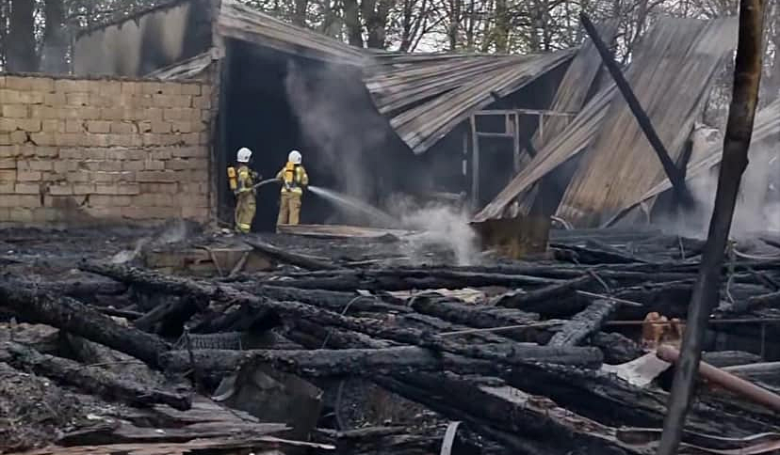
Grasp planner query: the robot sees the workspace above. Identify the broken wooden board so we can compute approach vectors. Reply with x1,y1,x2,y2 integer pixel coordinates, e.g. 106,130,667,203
143,244,273,277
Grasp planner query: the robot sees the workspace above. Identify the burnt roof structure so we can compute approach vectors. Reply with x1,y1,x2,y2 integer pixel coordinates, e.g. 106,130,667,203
475,17,739,225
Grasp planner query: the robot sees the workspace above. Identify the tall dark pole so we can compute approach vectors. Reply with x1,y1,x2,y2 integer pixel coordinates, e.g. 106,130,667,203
580,12,695,210
656,1,765,454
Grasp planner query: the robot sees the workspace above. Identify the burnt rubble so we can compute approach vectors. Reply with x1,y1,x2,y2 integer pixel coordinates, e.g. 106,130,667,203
2,226,780,455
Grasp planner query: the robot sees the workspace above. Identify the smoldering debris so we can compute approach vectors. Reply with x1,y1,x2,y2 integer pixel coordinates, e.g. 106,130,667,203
5,225,780,454
111,220,199,264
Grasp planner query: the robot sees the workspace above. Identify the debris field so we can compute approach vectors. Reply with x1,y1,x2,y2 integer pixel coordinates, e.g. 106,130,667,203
2,224,780,455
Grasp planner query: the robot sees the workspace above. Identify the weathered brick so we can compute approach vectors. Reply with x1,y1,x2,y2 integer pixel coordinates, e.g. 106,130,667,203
59,107,100,120
86,120,111,134
17,146,37,157
28,133,54,146
136,171,178,183
0,118,41,133
172,122,194,133
201,85,212,97
122,160,145,172
0,76,5,88
180,183,209,194
15,183,41,194
48,184,74,196
140,183,179,194
0,134,10,146
163,108,184,121
160,84,182,96
86,134,110,147
0,146,20,158
142,82,164,95
4,76,33,91
113,172,136,183
178,194,209,208
28,160,54,171
122,82,140,95
84,149,107,160
192,96,212,110
31,78,55,92
94,183,140,195
91,172,116,183
100,82,122,96
98,161,123,172
0,159,16,169
66,171,91,183
9,131,28,145
65,120,84,133
66,93,90,106
31,106,60,119
0,195,40,208
90,195,133,207
151,122,172,134
3,105,29,118
99,107,124,121
88,93,112,107
108,135,135,147
17,171,42,182
110,122,136,134
166,158,204,170
181,84,201,96
172,146,207,158
41,120,63,133
54,79,90,93
0,183,14,193
72,184,94,195
145,160,166,171
44,92,67,105
53,160,79,173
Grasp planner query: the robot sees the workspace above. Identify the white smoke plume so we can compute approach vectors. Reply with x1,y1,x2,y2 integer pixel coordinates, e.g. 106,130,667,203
663,143,780,240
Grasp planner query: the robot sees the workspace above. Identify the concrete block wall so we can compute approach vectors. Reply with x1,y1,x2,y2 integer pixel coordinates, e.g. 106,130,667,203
0,74,212,224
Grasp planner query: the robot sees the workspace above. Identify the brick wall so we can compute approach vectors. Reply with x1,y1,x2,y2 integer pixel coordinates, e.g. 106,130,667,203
0,74,212,224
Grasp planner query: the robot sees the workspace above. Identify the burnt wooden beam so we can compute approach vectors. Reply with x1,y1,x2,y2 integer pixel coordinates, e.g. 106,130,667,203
579,12,695,209
657,1,766,453
547,299,618,346
0,281,170,368
0,342,190,410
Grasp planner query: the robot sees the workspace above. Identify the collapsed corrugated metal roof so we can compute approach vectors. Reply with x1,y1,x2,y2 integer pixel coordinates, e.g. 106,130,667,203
603,98,780,227
218,0,370,66
474,16,738,225
364,50,576,154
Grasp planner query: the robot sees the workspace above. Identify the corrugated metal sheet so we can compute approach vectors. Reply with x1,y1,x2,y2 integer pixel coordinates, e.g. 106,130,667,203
555,17,737,227
365,50,575,154
475,16,737,224
217,0,370,66
146,51,214,79
511,20,619,215
603,98,780,227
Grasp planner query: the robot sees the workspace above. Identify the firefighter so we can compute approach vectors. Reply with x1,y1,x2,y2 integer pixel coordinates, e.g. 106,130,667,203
228,147,259,234
276,150,309,227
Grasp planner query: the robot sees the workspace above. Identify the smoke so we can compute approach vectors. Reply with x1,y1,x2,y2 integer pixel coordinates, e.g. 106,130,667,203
283,60,389,201
387,195,479,266
663,143,780,239
110,219,192,264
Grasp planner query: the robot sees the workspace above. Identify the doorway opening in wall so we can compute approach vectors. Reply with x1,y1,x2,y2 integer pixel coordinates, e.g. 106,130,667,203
220,40,342,232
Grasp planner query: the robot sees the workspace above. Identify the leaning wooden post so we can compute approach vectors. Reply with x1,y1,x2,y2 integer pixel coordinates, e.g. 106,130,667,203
579,12,696,209
656,2,765,454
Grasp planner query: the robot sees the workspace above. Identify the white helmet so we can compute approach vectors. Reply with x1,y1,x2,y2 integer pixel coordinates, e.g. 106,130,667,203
237,147,252,163
288,150,302,164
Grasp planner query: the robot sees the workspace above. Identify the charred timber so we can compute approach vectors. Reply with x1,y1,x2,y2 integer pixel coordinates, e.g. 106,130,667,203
80,262,603,368
0,281,170,368
0,342,190,410
547,299,618,347
243,237,339,270
159,347,504,377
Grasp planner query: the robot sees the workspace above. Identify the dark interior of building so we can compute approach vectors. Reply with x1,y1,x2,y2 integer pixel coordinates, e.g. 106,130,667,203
219,40,425,232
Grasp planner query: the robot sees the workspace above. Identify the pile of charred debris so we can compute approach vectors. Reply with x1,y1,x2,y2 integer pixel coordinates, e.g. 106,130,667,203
2,223,780,455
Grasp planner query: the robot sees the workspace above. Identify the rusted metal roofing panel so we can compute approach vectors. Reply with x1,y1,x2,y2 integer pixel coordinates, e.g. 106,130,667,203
370,50,575,154
217,0,370,66
603,98,780,227
555,17,737,227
